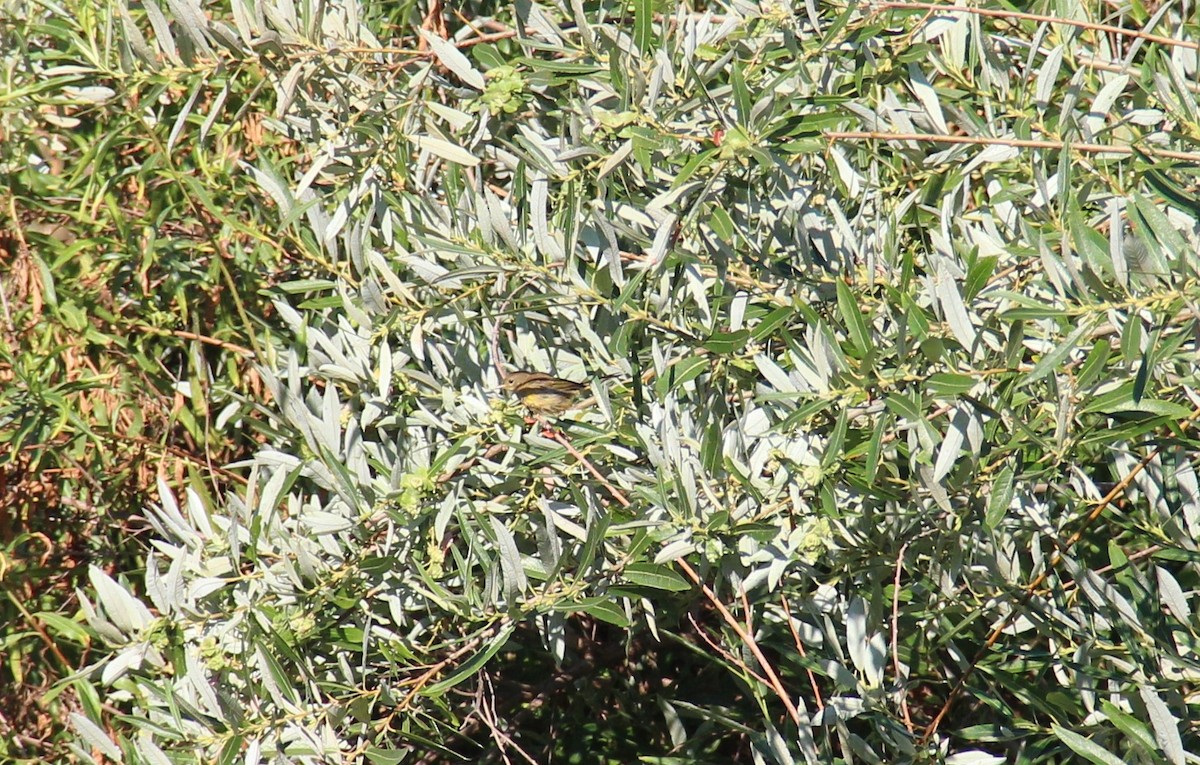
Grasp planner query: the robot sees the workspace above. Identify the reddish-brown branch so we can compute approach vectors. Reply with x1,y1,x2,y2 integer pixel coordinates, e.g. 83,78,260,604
676,559,803,726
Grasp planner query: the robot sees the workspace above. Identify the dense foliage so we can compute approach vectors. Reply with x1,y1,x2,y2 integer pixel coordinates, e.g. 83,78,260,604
3,0,1199,762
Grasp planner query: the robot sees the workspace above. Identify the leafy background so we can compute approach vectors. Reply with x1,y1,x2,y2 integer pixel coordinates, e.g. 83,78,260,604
3,0,1200,762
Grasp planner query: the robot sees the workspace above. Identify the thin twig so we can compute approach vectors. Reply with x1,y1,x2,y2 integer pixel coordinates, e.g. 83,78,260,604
4,586,74,671
893,540,914,733
676,559,803,726
687,612,772,687
550,430,631,508
133,324,254,357
738,581,754,636
457,29,519,48
779,592,824,712
391,633,488,714
473,673,538,765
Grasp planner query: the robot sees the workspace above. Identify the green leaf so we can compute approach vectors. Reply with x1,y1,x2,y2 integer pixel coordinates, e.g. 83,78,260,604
576,510,611,576
884,392,922,422
1000,306,1071,321
1153,548,1200,563
774,397,832,432
657,354,709,398
709,205,735,242
365,748,409,764
611,267,649,314
926,373,976,396
780,137,826,154
673,147,720,188
985,464,1014,530
864,412,887,486
702,329,750,355
1080,382,1192,416
1076,339,1111,389
1051,724,1128,765
835,281,871,355
1070,208,1113,278
425,623,515,696
1021,321,1094,385
623,563,691,592
575,598,630,627
1132,356,1150,404
1131,191,1187,254
1141,162,1197,213
821,409,848,470
633,0,653,53
731,64,751,126
1132,328,1157,403
752,306,794,341
1078,416,1177,447
70,713,120,759
219,735,244,765
610,320,638,358
1098,701,1160,759
470,43,505,70
964,254,998,300
515,58,603,75
32,252,58,307
36,611,91,642
701,419,723,474
819,2,858,47
258,637,302,704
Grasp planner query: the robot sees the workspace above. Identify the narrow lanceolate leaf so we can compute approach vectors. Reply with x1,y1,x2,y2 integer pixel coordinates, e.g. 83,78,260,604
926,372,975,397
409,134,480,167
864,413,887,486
1035,46,1065,108
985,464,1015,530
1080,383,1192,417
835,281,871,355
420,31,486,90
752,306,794,341
933,408,967,483
934,267,976,351
1050,725,1126,765
703,329,750,355
907,63,948,134
1155,567,1191,623
623,562,691,592
1022,321,1095,385
577,598,630,627
846,596,868,675
1132,330,1156,403
1139,685,1185,765
632,0,653,53
1131,191,1186,254
240,160,295,216
1100,701,1159,757
490,517,528,599
424,623,516,696
70,713,121,759
89,566,153,635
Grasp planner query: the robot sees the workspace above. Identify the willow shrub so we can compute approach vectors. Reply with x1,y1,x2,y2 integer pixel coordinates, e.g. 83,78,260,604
60,0,1200,763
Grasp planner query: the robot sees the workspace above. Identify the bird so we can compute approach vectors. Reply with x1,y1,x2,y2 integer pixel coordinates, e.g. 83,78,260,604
500,370,594,416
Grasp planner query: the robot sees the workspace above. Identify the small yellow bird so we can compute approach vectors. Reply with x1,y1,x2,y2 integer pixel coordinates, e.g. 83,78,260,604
501,370,593,416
